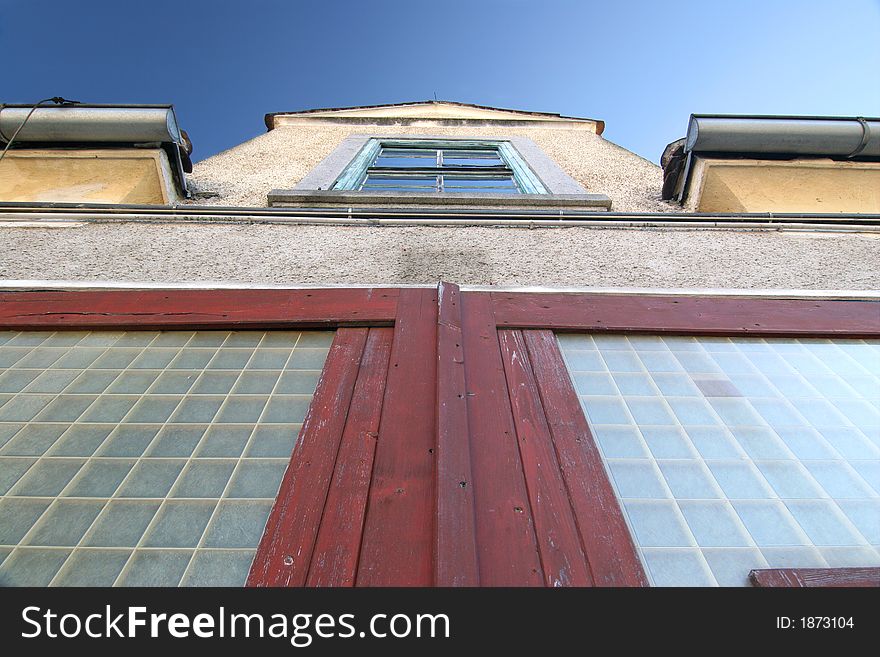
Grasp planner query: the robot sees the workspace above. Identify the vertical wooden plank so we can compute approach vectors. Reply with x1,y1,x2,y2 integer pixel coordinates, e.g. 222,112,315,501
459,292,544,586
435,282,480,586
523,330,649,587
306,327,394,587
498,329,594,587
356,288,438,586
247,328,367,587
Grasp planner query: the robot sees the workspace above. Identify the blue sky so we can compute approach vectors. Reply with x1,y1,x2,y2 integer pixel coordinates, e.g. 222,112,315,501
3,0,879,163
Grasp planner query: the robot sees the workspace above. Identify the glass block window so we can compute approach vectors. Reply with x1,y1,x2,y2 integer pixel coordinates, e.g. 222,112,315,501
0,329,333,587
332,139,548,194
558,334,880,587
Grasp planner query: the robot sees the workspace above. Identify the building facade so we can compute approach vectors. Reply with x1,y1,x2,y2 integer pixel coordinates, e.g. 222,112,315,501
0,101,877,587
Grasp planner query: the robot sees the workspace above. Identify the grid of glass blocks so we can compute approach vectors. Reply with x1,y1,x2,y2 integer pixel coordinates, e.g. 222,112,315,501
558,334,880,587
0,329,333,587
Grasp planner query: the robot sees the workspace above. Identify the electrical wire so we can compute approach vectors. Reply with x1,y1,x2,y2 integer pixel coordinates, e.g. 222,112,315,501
0,97,81,164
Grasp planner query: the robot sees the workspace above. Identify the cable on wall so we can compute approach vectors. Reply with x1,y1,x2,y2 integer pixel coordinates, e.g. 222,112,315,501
0,96,81,164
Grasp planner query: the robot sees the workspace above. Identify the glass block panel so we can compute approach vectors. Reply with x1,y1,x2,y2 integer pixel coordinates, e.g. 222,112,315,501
116,550,192,587
559,334,880,587
180,549,256,587
52,549,131,586
0,329,332,587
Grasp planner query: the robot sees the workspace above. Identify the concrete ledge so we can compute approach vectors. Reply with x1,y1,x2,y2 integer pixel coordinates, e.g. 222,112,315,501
268,189,613,209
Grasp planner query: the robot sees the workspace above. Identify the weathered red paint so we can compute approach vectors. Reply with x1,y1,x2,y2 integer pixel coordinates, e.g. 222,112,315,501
247,328,368,587
459,292,545,586
0,288,398,329
434,282,480,586
491,293,880,337
356,288,438,586
522,330,649,586
3,285,875,588
307,328,393,586
750,568,880,587
498,329,594,587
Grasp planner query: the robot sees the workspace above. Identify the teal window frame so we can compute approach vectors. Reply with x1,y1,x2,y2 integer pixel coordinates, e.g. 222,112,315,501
332,139,549,194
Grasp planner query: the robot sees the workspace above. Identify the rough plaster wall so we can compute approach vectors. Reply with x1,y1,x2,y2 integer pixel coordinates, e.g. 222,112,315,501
187,125,677,213
2,224,877,289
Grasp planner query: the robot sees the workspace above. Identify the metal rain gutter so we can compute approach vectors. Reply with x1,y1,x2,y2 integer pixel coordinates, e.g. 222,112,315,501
686,115,880,159
0,105,183,145
674,114,880,204
0,104,190,197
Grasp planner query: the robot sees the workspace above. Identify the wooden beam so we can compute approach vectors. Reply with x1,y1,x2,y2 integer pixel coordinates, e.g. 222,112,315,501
750,568,880,587
522,330,649,586
459,292,544,586
492,293,880,337
498,329,593,586
357,288,438,586
434,282,480,586
0,288,399,329
247,328,367,587
306,328,393,586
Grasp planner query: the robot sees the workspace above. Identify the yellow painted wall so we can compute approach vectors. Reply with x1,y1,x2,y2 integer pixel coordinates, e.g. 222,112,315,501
691,158,880,214
0,149,177,204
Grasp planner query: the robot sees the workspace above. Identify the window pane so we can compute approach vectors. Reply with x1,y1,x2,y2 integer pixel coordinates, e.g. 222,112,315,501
444,176,518,188
362,175,436,188
363,187,437,194
558,335,880,587
373,156,437,169
379,148,437,158
443,186,520,194
442,159,506,168
441,149,500,158
374,148,437,169
441,149,504,167
0,329,332,587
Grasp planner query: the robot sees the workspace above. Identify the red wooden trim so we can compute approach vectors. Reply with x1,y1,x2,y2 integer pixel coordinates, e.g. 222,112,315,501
498,329,593,586
247,328,367,587
522,329,649,586
356,288,438,586
459,292,544,586
434,282,480,586
306,327,393,587
750,568,880,588
0,288,399,329
492,293,880,337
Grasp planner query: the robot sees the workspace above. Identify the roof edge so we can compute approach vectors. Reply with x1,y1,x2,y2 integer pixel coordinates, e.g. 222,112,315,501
264,100,605,134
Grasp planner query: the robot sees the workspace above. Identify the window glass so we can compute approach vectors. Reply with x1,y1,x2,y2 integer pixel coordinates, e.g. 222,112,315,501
443,175,518,188
374,157,436,168
558,334,880,587
441,150,505,167
357,142,523,193
0,329,333,587
362,175,437,189
378,148,436,158
333,139,548,194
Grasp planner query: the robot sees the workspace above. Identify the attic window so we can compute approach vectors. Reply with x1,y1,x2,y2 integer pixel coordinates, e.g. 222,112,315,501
332,139,548,194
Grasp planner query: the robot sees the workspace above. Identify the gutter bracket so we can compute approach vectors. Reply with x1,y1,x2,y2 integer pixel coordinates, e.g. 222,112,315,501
847,118,871,158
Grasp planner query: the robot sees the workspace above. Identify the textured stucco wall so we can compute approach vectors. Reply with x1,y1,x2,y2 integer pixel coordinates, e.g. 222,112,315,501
187,124,676,213
2,223,877,289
